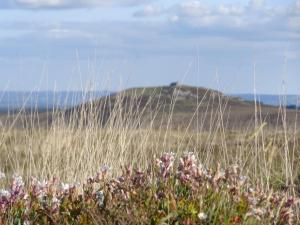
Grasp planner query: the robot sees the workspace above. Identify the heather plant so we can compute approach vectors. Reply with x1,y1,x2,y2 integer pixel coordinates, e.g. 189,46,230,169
0,153,299,225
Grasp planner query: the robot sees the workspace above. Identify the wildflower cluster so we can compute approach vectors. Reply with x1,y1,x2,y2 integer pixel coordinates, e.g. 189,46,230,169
0,154,299,224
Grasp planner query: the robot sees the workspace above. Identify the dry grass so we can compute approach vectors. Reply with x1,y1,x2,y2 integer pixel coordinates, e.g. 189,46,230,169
0,87,299,200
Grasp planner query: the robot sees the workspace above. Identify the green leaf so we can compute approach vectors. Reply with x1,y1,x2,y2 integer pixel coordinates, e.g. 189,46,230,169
158,212,177,224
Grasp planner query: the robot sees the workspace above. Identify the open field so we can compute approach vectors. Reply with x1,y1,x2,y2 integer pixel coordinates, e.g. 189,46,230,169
1,85,300,190
0,85,299,223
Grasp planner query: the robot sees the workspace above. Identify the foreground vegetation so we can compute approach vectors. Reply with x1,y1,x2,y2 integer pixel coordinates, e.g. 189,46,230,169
1,152,299,224
0,86,300,223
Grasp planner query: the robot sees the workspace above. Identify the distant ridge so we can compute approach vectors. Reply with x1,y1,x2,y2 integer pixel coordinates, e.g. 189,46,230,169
0,91,110,111
2,85,300,130
232,94,300,107
1,89,299,112
65,84,300,130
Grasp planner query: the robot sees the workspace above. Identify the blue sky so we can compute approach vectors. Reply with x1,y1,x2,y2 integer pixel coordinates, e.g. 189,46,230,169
0,0,299,94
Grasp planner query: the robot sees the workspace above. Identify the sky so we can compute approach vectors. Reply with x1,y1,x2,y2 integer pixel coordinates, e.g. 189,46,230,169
0,0,299,94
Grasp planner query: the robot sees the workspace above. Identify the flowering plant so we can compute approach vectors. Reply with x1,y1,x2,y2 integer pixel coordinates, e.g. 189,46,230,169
0,152,299,224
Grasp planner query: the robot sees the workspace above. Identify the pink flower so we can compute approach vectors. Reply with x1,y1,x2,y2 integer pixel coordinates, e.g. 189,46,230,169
156,152,175,179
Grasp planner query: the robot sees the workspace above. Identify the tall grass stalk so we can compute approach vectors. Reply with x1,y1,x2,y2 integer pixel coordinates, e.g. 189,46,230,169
0,83,299,213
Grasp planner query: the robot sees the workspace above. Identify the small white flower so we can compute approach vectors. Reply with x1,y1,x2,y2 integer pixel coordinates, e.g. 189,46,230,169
12,174,24,187
0,171,5,180
238,175,247,185
60,183,70,192
0,189,11,198
248,187,254,192
52,197,60,204
96,190,105,207
24,220,30,225
239,175,247,181
23,194,29,200
198,212,208,220
37,180,48,189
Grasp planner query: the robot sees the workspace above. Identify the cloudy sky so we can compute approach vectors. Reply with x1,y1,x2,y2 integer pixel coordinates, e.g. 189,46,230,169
0,0,299,93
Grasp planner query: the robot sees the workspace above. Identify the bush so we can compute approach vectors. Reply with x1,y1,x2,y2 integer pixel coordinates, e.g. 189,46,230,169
0,152,299,224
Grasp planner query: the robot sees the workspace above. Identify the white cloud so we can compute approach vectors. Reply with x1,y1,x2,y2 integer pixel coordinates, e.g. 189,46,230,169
17,0,68,7
169,15,179,22
178,1,212,17
151,0,295,30
47,27,93,39
134,4,162,17
288,16,300,29
294,0,300,15
1,0,299,61
286,0,300,29
217,4,244,16
249,0,265,9
1,0,152,8
297,0,300,9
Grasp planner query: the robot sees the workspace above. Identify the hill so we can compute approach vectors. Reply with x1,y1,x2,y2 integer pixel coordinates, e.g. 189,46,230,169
65,84,300,131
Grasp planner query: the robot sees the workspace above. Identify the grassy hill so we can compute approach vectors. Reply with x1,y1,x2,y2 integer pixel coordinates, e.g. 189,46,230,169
66,84,300,131
1,84,299,131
